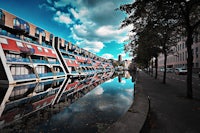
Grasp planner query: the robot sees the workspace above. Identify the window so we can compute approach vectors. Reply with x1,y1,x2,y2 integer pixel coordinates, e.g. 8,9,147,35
16,42,24,47
44,48,48,53
26,44,32,48
0,10,5,24
37,47,43,52
196,47,198,58
50,34,53,44
0,10,3,19
41,31,46,42
13,18,20,27
24,22,30,33
35,28,40,38
52,50,55,54
0,37,8,44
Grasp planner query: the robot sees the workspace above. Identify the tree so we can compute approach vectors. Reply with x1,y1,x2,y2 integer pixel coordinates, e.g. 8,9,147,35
120,0,177,83
174,0,200,98
119,0,200,98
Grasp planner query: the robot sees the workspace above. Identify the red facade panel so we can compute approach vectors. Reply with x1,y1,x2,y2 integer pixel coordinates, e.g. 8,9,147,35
1,38,20,52
32,95,55,110
65,81,78,91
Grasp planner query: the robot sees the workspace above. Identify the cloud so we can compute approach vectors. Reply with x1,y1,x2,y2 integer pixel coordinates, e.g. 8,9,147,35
105,79,114,83
118,51,133,60
53,11,73,25
41,0,133,57
54,0,69,8
92,86,104,95
101,53,114,59
70,9,79,19
96,25,118,37
77,40,104,53
38,3,56,11
47,0,52,4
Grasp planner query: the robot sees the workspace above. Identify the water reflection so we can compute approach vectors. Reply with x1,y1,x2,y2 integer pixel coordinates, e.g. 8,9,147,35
0,71,135,132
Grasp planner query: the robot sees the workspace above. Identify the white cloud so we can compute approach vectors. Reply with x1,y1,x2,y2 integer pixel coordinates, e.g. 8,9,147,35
38,4,56,11
92,86,104,95
41,0,133,57
118,51,133,60
96,25,117,37
105,79,114,83
73,24,88,36
120,52,126,58
53,11,73,25
77,40,104,53
70,8,79,19
101,53,114,59
121,80,126,84
54,0,69,8
47,0,52,4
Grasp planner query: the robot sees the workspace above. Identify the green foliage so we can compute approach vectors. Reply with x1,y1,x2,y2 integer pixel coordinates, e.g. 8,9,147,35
120,0,200,98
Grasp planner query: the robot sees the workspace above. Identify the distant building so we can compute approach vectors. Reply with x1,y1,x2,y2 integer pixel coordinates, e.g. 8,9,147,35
158,36,200,73
124,60,131,70
118,55,122,63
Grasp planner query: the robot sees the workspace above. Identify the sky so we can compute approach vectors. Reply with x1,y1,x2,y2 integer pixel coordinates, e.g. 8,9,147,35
0,0,133,60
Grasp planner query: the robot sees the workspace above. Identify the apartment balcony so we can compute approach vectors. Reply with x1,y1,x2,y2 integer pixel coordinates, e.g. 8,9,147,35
48,60,60,64
63,55,75,60
6,57,31,63
60,49,67,54
38,72,54,78
13,73,36,80
55,72,65,76
71,70,78,74
32,59,49,64
41,42,53,49
80,63,92,67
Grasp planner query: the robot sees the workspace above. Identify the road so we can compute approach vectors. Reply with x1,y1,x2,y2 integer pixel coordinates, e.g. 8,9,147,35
156,71,200,99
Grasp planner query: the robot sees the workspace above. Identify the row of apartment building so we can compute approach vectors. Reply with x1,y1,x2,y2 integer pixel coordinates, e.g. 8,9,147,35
0,8,114,127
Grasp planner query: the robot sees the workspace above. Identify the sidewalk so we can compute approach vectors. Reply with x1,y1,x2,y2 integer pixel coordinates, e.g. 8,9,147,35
106,71,200,133
140,71,200,133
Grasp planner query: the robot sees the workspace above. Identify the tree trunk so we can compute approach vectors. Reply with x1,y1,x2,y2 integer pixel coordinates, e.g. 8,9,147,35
186,29,193,99
163,51,167,84
148,61,151,75
151,60,154,77
155,56,158,79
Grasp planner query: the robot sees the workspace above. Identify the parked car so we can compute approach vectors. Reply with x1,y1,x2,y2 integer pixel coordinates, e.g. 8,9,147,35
166,68,173,73
160,68,164,72
160,68,173,72
175,68,187,75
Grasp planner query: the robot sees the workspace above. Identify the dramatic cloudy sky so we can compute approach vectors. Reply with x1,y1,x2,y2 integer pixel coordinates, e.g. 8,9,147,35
0,0,133,60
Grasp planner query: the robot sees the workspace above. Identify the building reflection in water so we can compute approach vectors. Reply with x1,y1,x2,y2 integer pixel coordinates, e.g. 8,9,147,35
0,70,136,132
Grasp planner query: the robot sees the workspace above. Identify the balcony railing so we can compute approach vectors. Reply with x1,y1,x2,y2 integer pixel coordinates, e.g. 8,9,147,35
0,30,21,40
60,49,67,53
56,72,65,76
71,71,77,74
48,61,60,64
38,72,54,78
42,42,53,49
63,55,75,60
6,57,30,63
13,74,36,80
80,64,92,67
32,59,48,64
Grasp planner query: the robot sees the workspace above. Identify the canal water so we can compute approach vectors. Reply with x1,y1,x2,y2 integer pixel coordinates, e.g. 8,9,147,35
0,71,135,133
